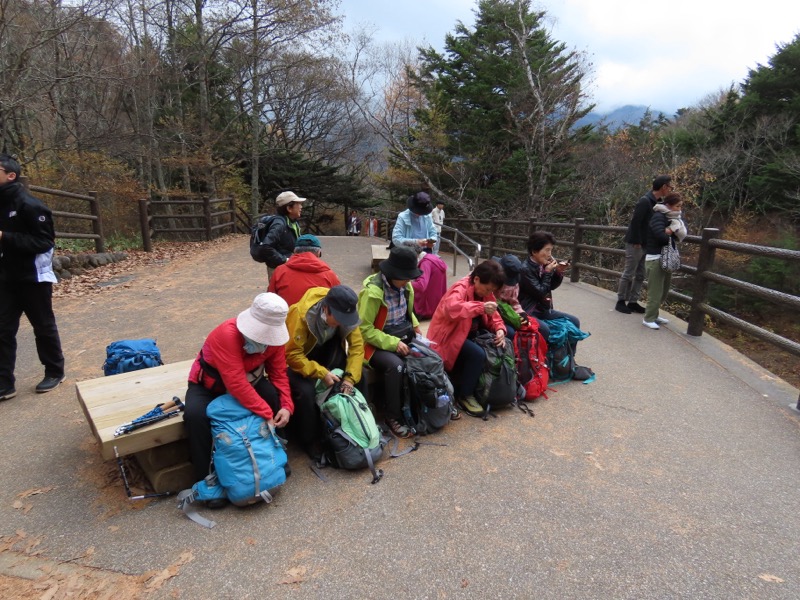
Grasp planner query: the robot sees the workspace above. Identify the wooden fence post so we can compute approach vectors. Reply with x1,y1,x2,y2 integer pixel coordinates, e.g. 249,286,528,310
229,197,236,234
88,191,105,253
203,197,212,241
687,227,721,336
139,199,152,252
488,218,498,258
570,218,584,283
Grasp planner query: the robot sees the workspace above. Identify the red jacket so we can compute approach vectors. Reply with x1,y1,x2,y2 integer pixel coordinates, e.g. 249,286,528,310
188,319,292,420
426,276,506,371
267,252,340,307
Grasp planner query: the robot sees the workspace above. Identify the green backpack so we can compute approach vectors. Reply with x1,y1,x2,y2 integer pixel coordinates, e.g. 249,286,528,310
473,331,519,415
316,370,385,483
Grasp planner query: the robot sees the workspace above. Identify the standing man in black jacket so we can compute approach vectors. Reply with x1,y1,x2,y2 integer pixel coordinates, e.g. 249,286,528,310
615,175,672,314
0,154,65,400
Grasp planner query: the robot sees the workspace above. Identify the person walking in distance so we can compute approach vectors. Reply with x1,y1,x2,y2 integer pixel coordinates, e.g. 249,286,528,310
431,200,445,255
0,154,66,400
615,175,673,314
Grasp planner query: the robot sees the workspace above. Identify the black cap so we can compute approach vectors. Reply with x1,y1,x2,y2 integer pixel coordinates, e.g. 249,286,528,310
407,192,433,215
380,245,423,281
324,285,360,328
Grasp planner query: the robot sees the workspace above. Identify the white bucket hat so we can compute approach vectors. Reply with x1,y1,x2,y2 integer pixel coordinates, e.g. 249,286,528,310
236,293,290,346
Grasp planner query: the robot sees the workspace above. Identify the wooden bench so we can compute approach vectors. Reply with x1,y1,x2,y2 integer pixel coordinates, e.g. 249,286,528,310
76,360,195,493
371,244,390,271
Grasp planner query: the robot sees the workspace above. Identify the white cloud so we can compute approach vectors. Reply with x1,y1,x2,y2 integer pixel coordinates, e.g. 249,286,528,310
338,0,800,113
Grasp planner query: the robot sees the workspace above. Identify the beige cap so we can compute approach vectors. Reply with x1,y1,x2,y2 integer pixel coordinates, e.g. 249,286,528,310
275,191,307,207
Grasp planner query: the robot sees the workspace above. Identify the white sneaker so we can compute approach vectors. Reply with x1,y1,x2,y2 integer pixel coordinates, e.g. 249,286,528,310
642,320,660,330
655,317,669,324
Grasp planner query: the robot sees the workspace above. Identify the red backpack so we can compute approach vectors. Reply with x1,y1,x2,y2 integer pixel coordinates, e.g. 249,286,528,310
513,322,549,401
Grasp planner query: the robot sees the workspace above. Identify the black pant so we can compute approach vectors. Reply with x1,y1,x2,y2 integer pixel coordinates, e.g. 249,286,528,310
285,336,366,457
368,349,405,420
184,379,281,481
0,282,64,389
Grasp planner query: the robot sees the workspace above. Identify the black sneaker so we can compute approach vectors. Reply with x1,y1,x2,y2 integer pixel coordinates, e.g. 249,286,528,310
206,498,229,510
35,375,65,393
627,302,646,314
0,387,17,401
614,300,632,314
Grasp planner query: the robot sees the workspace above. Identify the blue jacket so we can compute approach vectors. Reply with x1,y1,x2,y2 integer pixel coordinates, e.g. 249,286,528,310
392,209,437,247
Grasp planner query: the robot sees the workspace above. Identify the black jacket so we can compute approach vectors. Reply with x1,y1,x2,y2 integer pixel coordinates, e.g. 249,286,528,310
519,256,563,316
644,211,673,255
0,181,57,283
623,191,657,245
253,215,300,268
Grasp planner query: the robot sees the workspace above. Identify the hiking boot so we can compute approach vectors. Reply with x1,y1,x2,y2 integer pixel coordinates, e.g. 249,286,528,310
642,320,660,330
0,387,17,401
615,300,632,314
386,418,413,439
655,316,670,324
458,395,483,416
35,375,65,393
627,302,646,314
450,405,462,420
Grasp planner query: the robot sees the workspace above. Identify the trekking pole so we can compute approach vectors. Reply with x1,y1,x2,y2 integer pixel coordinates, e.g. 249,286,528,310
114,446,172,501
114,397,185,437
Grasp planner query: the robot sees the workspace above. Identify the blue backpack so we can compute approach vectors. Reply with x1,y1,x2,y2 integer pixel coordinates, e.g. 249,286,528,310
103,339,163,376
177,394,289,528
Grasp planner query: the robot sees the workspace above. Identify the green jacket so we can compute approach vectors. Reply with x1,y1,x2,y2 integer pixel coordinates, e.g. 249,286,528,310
357,273,419,363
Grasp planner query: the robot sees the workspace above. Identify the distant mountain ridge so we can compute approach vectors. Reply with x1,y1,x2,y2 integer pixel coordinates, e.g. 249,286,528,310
577,105,669,130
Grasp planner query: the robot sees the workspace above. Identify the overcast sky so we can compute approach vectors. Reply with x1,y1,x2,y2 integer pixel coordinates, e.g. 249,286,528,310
336,0,800,115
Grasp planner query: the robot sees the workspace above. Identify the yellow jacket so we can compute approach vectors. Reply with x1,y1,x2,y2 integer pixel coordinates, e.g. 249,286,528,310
285,287,364,384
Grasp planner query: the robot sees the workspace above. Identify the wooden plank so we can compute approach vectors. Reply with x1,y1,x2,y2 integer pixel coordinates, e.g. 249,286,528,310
371,244,389,271
76,360,193,460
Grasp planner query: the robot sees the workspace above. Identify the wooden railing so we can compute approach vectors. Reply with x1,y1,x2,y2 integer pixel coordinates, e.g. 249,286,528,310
21,177,105,252
138,196,248,251
446,216,800,362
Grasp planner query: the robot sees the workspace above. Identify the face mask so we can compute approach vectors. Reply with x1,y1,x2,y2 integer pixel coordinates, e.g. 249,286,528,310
243,336,267,354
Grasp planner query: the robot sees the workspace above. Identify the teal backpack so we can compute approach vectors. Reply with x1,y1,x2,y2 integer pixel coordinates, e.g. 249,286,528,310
541,317,595,383
177,393,289,528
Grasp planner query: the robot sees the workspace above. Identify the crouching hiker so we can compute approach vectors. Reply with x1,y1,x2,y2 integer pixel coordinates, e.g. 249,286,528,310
284,285,366,460
183,293,293,507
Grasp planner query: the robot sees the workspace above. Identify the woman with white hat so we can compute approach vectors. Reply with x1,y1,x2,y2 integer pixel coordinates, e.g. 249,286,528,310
184,293,293,487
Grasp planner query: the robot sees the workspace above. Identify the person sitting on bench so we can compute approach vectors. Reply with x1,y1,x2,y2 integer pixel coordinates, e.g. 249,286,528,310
183,293,293,493
284,285,365,460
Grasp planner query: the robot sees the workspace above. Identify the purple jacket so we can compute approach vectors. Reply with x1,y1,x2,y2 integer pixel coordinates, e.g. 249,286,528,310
411,253,448,318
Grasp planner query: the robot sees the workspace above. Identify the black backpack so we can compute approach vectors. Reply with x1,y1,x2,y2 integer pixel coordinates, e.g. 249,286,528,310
249,215,281,265
402,342,454,435
473,330,518,414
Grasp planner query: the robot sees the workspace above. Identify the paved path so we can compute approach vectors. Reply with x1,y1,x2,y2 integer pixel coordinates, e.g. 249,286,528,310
1,234,798,599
